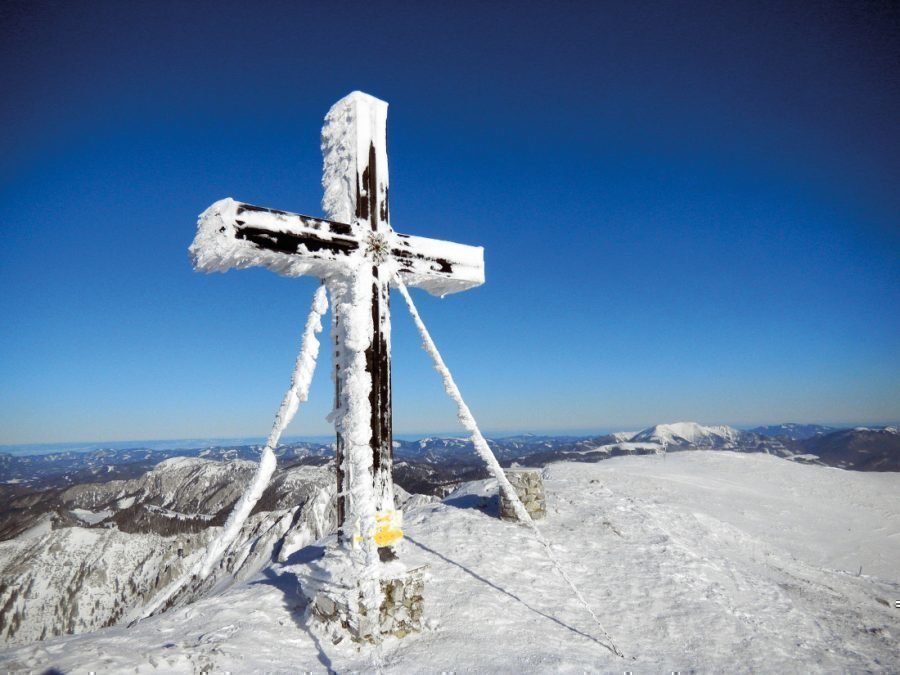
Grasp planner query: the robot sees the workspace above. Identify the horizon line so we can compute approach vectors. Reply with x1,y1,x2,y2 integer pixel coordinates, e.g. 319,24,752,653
3,419,899,455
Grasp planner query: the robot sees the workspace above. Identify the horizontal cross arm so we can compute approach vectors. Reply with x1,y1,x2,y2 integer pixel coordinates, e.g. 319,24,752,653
190,198,485,295
392,233,484,297
190,198,360,278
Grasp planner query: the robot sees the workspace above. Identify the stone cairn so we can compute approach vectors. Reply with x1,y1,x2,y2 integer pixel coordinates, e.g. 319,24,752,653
308,564,427,643
500,468,546,521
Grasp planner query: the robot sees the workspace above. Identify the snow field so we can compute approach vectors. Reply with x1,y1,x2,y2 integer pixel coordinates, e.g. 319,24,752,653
3,452,897,672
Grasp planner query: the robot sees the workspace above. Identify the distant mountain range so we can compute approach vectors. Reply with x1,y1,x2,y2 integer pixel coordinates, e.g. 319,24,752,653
3,422,897,497
748,423,837,440
0,442,333,488
590,423,899,472
798,426,900,471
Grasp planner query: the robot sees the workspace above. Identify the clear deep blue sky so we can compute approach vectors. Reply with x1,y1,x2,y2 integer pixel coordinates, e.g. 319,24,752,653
1,0,898,445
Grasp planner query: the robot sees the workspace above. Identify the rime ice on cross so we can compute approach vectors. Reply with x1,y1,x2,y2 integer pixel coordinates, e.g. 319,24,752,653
189,91,484,566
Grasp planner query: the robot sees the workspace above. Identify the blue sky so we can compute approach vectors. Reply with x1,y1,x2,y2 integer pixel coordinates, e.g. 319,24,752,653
1,1,898,445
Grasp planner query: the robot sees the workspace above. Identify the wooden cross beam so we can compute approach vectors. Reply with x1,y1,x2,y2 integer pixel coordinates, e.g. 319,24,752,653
190,91,484,562
191,198,483,295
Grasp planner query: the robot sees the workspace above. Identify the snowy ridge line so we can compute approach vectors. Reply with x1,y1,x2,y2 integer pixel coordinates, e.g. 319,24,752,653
394,276,624,658
136,285,329,622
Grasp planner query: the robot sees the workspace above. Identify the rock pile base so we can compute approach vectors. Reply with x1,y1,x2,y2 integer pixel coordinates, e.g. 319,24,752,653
307,563,427,643
500,468,546,521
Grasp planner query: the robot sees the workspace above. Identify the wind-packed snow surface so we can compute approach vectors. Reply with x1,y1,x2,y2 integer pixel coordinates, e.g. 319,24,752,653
4,452,897,672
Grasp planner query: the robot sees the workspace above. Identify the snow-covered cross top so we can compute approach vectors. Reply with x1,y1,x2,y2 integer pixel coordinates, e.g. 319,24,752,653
189,92,484,565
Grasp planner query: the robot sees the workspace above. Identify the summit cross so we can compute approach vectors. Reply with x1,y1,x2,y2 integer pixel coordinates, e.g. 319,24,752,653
190,91,484,563
185,92,618,655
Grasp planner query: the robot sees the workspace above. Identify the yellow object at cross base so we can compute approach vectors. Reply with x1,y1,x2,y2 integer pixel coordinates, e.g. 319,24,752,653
374,509,403,547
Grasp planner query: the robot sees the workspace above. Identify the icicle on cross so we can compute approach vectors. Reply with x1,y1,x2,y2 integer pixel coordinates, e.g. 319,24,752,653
189,91,484,567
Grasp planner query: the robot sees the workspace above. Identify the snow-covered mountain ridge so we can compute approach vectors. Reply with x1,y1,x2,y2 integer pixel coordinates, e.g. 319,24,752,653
0,458,337,647
2,452,897,671
585,422,900,471
631,421,742,446
0,441,333,488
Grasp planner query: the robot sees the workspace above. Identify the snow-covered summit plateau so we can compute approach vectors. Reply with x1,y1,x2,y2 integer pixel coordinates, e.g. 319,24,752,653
2,452,897,672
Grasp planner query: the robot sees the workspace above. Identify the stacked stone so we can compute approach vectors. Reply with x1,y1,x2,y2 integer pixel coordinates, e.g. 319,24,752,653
311,564,427,643
499,468,546,521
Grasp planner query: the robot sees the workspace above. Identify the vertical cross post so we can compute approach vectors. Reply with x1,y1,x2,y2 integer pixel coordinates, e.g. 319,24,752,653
323,93,396,560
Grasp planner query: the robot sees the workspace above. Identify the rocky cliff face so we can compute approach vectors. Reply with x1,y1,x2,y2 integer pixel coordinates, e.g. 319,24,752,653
0,458,336,647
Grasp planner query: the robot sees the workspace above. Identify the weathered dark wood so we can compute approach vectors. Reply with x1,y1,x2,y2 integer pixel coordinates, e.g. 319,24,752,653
234,224,357,256
390,232,484,294
333,139,395,552
392,243,453,274
236,203,354,236
360,139,395,558
334,313,346,539
195,199,483,296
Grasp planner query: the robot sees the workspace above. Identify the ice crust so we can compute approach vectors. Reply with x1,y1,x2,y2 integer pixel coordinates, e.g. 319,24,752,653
322,91,388,228
189,197,483,298
190,198,359,280
327,271,383,619
189,91,483,298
